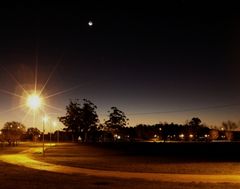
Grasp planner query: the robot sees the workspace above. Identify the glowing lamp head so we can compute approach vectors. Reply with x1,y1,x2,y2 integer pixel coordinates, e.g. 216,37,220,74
26,94,42,110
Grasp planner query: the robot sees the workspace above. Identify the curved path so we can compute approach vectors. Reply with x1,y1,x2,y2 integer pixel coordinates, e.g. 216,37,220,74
1,147,240,183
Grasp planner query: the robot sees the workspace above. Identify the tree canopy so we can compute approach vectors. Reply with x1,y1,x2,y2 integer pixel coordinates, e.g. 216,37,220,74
189,117,202,126
1,121,26,145
26,127,41,141
59,99,99,142
105,107,128,132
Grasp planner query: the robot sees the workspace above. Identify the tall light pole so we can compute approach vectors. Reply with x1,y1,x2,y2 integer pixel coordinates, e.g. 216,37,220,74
57,128,59,143
42,116,48,156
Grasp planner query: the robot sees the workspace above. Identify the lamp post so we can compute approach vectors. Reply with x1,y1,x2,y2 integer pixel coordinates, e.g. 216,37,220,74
42,119,45,156
52,121,59,143
42,116,48,156
57,129,59,143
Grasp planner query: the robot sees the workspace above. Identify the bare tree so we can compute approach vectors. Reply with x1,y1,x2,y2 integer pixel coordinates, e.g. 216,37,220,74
222,120,238,131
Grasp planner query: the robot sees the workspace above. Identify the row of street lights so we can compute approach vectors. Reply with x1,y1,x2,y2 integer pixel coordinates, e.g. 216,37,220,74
42,116,60,156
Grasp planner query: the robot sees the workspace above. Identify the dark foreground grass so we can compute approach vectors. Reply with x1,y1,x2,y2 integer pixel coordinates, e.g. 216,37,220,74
33,142,240,175
92,142,240,161
2,142,240,188
1,161,240,189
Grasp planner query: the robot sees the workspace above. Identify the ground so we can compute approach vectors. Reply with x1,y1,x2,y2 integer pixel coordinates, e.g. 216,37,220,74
1,142,240,189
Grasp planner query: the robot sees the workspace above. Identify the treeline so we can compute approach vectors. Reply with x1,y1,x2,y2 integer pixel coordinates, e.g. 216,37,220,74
58,99,240,143
0,122,40,145
1,98,240,144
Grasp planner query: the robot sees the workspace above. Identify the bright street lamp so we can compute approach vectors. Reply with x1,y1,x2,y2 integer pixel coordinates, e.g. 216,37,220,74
26,93,42,110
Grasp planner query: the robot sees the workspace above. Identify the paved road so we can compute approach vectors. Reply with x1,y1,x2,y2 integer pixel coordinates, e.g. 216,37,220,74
1,147,240,183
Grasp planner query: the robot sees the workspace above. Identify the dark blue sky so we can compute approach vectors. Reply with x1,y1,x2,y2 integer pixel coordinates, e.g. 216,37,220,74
0,2,240,129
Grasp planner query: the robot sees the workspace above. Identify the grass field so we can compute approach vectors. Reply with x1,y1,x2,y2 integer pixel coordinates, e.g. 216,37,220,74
1,142,240,189
1,161,240,189
33,142,240,175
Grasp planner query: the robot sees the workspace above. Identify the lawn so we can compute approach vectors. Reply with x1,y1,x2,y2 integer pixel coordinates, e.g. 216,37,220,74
1,142,240,189
32,142,240,175
1,160,240,189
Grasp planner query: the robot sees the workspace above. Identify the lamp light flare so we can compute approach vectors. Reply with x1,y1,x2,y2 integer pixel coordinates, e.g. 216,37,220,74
26,94,42,110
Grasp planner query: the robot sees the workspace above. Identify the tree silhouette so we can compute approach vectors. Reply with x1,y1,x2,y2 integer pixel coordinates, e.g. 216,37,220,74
26,127,41,141
59,99,81,142
105,107,128,137
59,99,99,142
80,99,99,142
1,121,26,145
189,117,202,126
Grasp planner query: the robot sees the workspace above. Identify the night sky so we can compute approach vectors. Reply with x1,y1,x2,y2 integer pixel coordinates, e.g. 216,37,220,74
0,2,240,130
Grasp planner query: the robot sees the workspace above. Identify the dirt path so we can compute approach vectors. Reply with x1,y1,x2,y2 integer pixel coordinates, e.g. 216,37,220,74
1,147,240,183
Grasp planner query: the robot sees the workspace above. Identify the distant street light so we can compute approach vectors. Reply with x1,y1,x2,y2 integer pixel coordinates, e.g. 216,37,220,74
179,133,184,139
88,20,93,26
52,121,59,143
42,116,48,156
